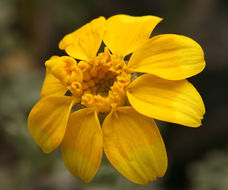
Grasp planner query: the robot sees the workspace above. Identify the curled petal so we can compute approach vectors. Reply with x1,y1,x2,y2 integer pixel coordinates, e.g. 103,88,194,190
45,56,83,86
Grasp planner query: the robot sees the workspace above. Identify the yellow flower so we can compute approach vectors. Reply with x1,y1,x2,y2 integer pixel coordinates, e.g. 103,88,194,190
28,15,205,184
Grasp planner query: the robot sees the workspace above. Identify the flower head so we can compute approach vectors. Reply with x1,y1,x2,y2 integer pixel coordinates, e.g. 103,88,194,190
28,15,205,184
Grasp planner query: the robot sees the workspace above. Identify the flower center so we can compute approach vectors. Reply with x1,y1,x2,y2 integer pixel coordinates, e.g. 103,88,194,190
79,48,131,112
45,48,131,112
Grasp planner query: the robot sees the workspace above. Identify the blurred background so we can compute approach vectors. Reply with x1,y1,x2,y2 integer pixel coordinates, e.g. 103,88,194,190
0,0,228,189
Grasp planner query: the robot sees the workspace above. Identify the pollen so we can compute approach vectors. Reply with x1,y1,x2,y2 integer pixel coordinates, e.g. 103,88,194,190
79,48,131,112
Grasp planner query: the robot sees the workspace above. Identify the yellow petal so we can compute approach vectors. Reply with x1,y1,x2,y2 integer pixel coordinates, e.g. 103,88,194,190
127,74,205,127
61,108,103,183
127,34,205,80
103,14,162,57
40,69,67,98
28,96,73,153
103,107,167,185
59,16,106,61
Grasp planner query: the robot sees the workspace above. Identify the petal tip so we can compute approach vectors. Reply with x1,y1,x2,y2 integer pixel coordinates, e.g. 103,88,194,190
40,146,54,154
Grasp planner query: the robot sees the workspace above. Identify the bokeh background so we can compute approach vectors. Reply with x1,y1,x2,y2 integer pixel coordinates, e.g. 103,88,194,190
1,0,228,189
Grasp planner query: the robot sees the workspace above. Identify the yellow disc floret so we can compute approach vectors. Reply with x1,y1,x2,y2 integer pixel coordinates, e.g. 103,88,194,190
45,56,83,86
80,48,131,112
45,48,131,112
